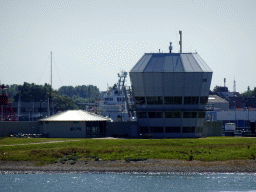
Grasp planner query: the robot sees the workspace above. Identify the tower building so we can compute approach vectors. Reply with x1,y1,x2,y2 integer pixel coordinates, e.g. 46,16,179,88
129,33,212,138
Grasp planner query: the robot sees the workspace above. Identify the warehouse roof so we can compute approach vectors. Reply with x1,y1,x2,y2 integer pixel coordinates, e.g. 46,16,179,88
39,110,110,121
208,95,229,103
130,53,212,73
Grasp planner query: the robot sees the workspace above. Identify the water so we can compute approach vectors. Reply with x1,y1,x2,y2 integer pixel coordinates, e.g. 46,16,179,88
1,172,256,192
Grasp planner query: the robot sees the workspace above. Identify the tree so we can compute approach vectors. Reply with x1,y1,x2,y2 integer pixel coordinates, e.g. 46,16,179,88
13,82,51,102
54,94,79,112
212,85,221,93
58,85,100,102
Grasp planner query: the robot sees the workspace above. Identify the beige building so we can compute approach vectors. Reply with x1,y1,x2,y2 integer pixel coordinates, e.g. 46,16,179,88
39,110,110,138
207,95,229,111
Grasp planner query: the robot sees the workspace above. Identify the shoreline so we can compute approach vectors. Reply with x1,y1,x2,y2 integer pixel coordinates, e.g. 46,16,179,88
1,159,256,174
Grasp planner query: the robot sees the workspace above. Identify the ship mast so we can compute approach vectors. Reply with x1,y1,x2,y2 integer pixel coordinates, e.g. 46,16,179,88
49,52,52,116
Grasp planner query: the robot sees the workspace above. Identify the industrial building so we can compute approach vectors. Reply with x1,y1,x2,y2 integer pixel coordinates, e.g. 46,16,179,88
129,31,213,138
39,110,110,138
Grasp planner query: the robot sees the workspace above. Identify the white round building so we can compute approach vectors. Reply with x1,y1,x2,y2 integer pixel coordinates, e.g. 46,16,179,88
129,50,213,138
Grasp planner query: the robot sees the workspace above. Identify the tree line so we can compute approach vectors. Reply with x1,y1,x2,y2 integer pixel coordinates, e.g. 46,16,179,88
5,82,100,111
212,85,256,97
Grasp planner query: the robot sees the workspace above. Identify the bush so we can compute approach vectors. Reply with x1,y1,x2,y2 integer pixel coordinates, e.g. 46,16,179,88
188,155,193,161
125,157,147,163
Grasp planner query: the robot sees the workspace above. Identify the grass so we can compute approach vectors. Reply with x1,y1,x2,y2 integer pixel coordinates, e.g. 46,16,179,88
0,137,256,164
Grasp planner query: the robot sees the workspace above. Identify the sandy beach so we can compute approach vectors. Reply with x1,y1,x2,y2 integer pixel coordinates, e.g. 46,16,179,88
1,159,256,174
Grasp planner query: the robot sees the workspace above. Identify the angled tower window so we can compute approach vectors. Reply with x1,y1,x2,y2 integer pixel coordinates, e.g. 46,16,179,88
198,111,206,118
148,112,156,118
155,97,163,104
191,97,199,104
183,112,197,118
137,112,147,118
174,97,182,104
155,112,163,118
200,97,208,105
146,97,155,104
164,97,173,104
184,97,192,105
135,97,145,105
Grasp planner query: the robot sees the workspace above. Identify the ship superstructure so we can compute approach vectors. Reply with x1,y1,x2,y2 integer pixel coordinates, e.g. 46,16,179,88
100,71,135,121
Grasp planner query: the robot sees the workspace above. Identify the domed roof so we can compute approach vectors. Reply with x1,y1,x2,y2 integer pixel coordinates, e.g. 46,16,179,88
130,53,212,73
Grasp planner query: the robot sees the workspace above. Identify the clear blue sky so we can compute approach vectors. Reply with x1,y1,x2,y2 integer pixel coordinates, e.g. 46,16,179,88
1,0,256,93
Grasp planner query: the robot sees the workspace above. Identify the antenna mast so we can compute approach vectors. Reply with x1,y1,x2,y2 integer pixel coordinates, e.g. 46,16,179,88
233,77,236,93
179,31,182,53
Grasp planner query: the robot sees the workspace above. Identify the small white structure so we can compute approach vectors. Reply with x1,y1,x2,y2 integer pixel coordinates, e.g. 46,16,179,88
39,110,110,138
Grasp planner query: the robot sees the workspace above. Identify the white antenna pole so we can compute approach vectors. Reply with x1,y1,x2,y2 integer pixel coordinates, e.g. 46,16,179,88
179,31,182,53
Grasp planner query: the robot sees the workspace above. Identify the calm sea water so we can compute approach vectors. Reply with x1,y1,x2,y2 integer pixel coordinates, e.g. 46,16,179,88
1,172,256,192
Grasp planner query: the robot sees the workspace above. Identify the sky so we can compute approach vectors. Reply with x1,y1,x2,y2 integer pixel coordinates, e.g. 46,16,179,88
1,0,256,93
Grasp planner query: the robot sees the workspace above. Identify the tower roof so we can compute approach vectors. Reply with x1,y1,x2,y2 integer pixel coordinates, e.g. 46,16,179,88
130,53,212,73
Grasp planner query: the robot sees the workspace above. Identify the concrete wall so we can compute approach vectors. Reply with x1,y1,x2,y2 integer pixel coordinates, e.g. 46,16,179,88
0,122,39,137
106,121,138,137
202,121,222,137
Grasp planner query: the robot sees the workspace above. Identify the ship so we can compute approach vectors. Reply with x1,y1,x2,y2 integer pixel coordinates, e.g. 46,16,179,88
100,71,136,121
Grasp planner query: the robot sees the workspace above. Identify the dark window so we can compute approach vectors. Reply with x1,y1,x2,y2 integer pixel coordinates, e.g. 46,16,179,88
191,112,197,118
165,127,181,133
200,96,208,104
184,97,191,104
150,127,163,133
164,97,173,104
164,97,182,104
137,112,147,118
147,97,155,104
73,121,79,124
86,127,92,134
148,112,156,118
165,111,172,118
99,121,106,134
165,111,181,118
93,121,98,127
174,97,182,104
173,112,181,118
155,97,163,104
203,79,207,82
183,112,190,118
155,112,163,118
86,121,93,127
182,127,195,133
140,127,149,133
183,112,197,118
76,128,81,131
191,97,199,104
198,111,206,118
135,97,145,105
70,128,75,131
